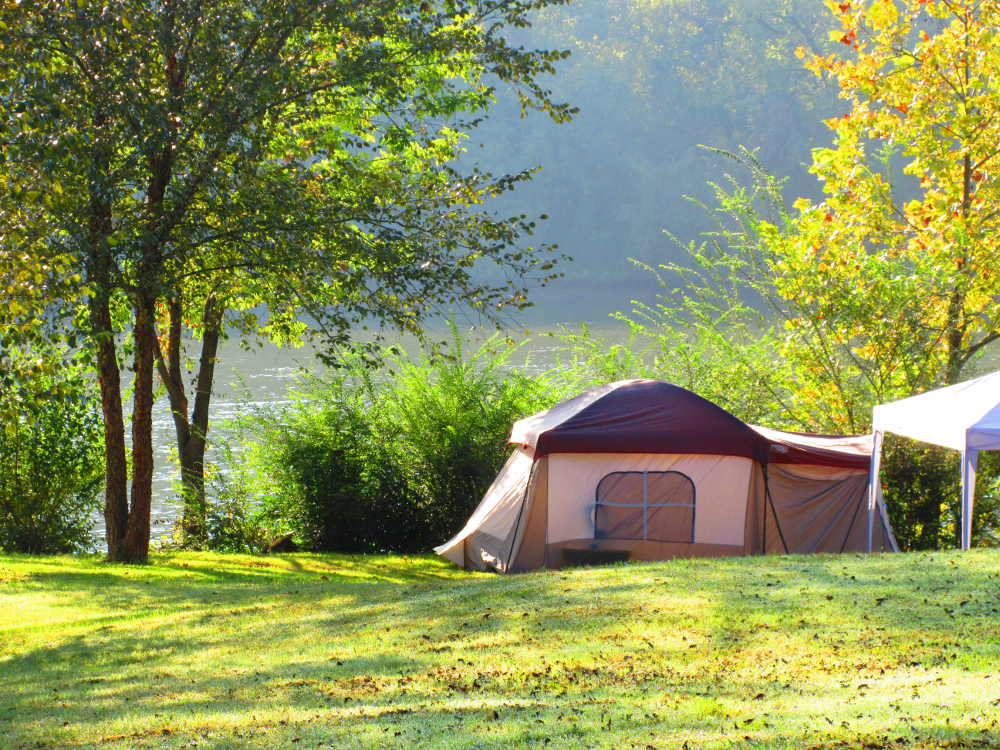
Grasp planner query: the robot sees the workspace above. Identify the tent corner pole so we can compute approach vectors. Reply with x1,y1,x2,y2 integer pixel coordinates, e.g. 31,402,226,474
960,446,979,551
867,430,884,554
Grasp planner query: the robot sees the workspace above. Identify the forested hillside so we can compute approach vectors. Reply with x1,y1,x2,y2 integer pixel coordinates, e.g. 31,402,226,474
477,0,842,320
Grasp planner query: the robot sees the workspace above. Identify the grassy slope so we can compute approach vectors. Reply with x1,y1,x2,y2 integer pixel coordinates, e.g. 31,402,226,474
1,550,999,750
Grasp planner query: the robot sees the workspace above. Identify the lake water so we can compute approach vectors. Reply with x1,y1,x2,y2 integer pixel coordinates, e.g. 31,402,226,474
140,323,621,543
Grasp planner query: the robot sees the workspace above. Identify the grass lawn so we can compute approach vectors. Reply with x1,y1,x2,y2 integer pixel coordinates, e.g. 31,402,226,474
1,549,999,749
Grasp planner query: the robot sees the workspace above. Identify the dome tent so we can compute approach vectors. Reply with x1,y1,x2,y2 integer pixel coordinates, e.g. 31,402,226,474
436,380,897,572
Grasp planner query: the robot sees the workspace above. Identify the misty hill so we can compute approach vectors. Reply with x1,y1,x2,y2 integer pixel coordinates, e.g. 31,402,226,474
473,0,844,323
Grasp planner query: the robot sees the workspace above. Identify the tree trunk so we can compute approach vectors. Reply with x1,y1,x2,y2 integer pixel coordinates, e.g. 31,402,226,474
943,154,973,385
90,293,130,559
84,108,133,561
156,295,223,546
181,302,222,543
157,297,194,540
119,301,157,563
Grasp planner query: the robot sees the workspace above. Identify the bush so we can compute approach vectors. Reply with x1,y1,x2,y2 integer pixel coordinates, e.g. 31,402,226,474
381,329,558,544
0,366,104,554
229,326,560,552
242,393,424,552
204,476,270,554
881,437,1000,551
226,316,1000,553
547,319,791,426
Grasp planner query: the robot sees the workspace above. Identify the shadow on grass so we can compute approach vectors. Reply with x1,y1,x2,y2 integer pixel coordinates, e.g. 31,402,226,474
2,552,469,625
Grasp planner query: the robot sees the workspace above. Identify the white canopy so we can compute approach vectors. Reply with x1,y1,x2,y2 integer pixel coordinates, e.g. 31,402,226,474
867,370,1000,551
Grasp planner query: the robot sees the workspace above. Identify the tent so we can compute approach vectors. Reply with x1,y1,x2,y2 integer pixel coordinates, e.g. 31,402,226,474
867,370,1000,551
436,379,897,572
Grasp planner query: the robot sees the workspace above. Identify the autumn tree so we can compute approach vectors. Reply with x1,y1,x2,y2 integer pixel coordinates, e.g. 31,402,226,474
783,0,1000,394
0,0,571,561
642,1,1000,426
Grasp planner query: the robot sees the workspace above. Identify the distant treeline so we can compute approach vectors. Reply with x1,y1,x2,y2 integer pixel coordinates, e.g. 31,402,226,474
472,0,840,318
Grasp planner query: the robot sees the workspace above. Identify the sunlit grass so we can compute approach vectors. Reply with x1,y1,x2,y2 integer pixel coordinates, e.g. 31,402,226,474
2,549,999,749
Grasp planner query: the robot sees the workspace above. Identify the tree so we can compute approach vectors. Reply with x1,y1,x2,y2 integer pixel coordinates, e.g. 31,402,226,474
785,0,1000,390
0,0,572,561
641,0,1000,431
773,0,1000,543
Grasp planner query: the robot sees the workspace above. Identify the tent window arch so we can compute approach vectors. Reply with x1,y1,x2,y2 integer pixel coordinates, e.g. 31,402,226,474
594,471,696,543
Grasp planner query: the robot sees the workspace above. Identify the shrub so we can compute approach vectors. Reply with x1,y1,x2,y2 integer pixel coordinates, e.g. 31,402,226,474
881,437,1000,551
973,451,1000,548
242,392,423,552
230,326,560,552
0,366,104,554
227,317,1000,553
547,319,791,426
202,424,281,554
204,476,270,554
379,328,558,543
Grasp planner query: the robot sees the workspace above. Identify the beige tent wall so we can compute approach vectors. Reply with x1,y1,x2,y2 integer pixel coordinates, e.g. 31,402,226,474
433,446,535,569
545,453,754,546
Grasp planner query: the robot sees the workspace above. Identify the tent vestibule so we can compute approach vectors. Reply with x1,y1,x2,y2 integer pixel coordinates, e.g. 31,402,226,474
437,380,898,572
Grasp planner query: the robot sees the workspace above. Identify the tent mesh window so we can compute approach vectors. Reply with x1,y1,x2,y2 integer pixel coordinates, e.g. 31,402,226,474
594,471,696,543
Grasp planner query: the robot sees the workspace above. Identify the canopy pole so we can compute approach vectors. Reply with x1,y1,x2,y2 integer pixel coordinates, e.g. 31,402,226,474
960,447,979,551
866,430,884,553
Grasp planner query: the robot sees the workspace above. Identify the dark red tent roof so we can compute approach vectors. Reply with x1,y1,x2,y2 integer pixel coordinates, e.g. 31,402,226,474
509,379,871,469
512,379,769,461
